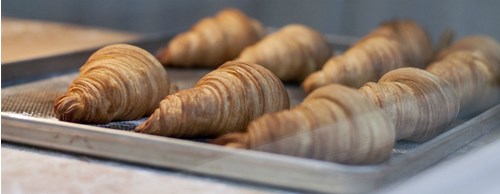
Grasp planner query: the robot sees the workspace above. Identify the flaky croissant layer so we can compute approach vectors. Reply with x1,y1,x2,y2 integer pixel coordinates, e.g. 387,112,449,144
213,84,395,165
54,44,171,124
213,68,461,164
359,68,459,142
427,36,500,115
302,19,433,93
156,8,264,67
135,61,290,138
236,24,332,82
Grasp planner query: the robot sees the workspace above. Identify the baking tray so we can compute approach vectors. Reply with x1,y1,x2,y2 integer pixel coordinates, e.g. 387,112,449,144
2,34,500,193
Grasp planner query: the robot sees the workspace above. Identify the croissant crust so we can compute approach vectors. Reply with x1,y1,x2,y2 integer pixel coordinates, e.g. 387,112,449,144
236,24,331,82
54,44,171,124
135,61,290,138
213,84,395,165
156,8,264,67
302,20,432,93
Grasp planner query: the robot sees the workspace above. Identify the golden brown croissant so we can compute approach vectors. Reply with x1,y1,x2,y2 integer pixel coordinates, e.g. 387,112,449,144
213,68,459,164
302,20,433,93
359,68,459,142
427,36,500,114
236,24,332,82
360,37,500,141
156,8,264,67
135,61,290,138
213,37,500,163
212,84,395,164
435,36,500,67
54,44,171,124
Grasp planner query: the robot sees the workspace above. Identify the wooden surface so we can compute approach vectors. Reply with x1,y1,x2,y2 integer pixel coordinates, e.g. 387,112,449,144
1,18,275,194
1,17,139,63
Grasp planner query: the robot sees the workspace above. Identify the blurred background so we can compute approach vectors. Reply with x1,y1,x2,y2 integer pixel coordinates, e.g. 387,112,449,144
3,0,500,43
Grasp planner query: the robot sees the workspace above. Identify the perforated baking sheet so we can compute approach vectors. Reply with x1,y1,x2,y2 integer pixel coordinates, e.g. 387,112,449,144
1,66,421,156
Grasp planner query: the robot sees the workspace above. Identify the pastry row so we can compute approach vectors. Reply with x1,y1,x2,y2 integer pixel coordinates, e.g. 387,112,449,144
54,8,500,165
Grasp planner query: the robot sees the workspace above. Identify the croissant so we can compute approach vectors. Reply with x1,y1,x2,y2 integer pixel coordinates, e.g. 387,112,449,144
360,37,500,141
236,24,332,82
435,36,500,68
135,61,290,138
212,84,395,164
156,8,264,67
213,68,459,164
359,68,459,142
302,19,433,93
213,37,500,163
54,44,171,124
427,36,500,115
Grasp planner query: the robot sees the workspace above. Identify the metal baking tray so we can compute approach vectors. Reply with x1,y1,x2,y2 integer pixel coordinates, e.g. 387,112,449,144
2,34,500,193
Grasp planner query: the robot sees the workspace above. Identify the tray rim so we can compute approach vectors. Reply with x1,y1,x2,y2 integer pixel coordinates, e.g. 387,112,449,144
1,112,384,193
2,105,498,193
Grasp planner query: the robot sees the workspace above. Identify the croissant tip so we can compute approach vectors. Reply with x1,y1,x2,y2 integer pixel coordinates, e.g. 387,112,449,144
134,112,163,135
54,94,84,123
134,119,152,133
210,132,249,149
302,72,325,93
155,47,170,66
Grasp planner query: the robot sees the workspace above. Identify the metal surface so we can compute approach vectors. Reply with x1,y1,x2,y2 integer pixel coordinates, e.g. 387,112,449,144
375,128,500,194
2,106,499,193
2,35,499,193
